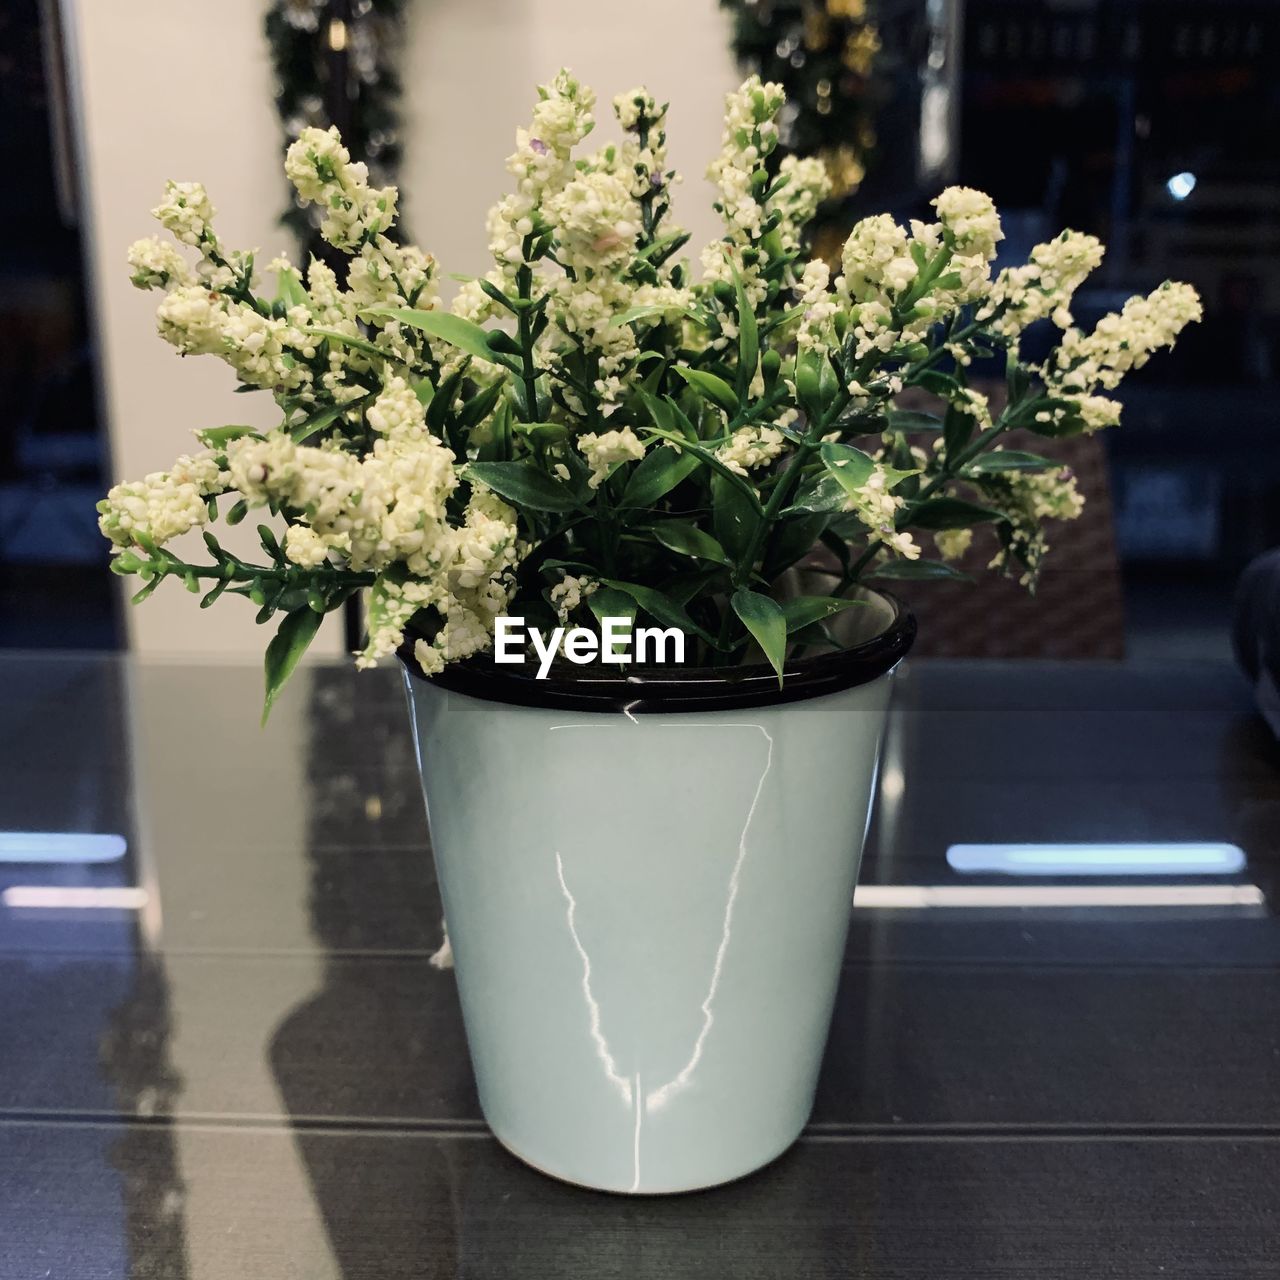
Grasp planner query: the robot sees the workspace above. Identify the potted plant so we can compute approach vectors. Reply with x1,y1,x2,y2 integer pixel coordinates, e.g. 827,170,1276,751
100,71,1200,1193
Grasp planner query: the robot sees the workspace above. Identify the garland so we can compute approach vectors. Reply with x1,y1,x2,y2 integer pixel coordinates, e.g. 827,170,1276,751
720,0,881,205
265,0,408,251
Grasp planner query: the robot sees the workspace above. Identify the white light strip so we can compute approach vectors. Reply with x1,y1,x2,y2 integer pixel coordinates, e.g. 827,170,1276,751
946,842,1246,877
0,832,127,864
854,884,1265,910
3,887,149,910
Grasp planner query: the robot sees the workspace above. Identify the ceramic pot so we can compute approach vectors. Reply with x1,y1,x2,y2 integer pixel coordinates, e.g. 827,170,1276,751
400,589,914,1193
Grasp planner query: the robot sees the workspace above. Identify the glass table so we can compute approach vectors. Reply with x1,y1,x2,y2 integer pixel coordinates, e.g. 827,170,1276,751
1,654,1278,1277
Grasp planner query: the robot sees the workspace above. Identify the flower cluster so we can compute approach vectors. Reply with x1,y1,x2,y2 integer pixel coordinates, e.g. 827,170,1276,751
100,70,1200,714
978,466,1086,585
99,451,226,549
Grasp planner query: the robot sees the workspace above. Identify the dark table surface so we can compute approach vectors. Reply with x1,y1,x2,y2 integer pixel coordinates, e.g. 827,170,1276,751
1,653,1279,1279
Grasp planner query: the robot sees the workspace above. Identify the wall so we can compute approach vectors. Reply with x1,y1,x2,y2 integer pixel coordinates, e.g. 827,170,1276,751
64,0,737,657
400,0,738,278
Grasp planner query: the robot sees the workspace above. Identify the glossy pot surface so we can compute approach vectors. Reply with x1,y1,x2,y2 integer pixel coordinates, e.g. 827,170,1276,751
401,591,912,1192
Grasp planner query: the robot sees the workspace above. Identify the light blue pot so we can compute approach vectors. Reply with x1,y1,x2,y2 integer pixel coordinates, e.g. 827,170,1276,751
402,590,913,1193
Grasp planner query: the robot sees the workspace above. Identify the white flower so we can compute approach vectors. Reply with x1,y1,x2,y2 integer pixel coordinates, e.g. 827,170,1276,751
841,466,920,561
934,528,972,561
981,230,1105,337
97,450,226,548
795,259,839,352
578,426,645,488
979,465,1085,585
152,181,214,248
414,637,445,676
550,573,598,621
1052,281,1202,391
932,186,1003,261
716,425,785,476
285,126,398,250
153,286,317,396
770,155,832,255
284,524,335,568
546,170,640,274
366,375,426,439
1040,281,1202,431
128,237,194,290
840,214,914,304
486,69,595,279
612,87,650,132
702,76,786,304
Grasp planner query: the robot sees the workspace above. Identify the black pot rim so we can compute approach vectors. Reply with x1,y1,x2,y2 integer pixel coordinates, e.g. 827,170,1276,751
397,588,915,714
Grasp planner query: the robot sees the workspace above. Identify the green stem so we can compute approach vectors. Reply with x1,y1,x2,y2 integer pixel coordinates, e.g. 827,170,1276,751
138,553,374,589
514,238,541,425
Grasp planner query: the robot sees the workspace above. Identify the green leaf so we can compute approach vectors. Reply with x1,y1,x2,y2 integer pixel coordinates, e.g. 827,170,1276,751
587,587,637,659
634,229,692,265
967,451,1058,474
711,471,760,563
513,420,570,444
782,471,849,516
600,579,717,645
275,266,308,310
305,327,386,361
914,369,963,397
871,557,971,581
288,397,368,444
905,497,1006,531
663,568,721,607
730,588,786,685
819,441,876,497
364,307,517,370
457,379,505,431
943,402,976,458
425,362,469,436
466,461,582,512
262,606,323,725
1025,398,1088,438
619,444,700,508
794,349,826,417
196,425,259,448
636,387,676,435
671,366,738,414
639,424,764,508
885,410,944,432
1006,354,1032,405
763,513,828,579
780,595,866,634
652,521,732,566
730,263,759,400
587,585,637,627
607,301,701,329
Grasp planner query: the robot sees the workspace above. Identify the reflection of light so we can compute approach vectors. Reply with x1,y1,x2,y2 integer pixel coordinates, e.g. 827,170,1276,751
946,842,1245,877
4,886,149,910
879,765,905,802
647,724,774,1114
554,852,632,1106
855,884,1263,909
0,832,127,863
918,83,951,176
1167,171,1197,200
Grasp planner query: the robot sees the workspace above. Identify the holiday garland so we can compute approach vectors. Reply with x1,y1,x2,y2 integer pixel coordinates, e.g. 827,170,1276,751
720,0,882,204
265,0,408,250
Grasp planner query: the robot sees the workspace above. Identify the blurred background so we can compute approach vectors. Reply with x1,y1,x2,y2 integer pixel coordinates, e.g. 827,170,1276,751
2,0,1277,661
